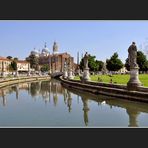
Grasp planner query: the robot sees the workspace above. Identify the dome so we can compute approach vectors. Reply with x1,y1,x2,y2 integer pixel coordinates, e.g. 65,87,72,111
30,48,39,57
42,48,49,53
42,42,49,53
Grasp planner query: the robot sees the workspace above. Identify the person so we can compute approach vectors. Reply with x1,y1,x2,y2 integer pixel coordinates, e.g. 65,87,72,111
128,42,138,68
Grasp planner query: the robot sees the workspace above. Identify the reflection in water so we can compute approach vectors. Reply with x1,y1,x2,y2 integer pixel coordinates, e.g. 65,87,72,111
81,97,89,126
61,84,148,127
63,89,67,104
67,90,72,112
0,79,148,127
126,108,140,127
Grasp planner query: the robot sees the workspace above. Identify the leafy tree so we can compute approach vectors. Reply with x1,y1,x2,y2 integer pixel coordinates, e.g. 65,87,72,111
80,54,103,72
14,57,18,61
40,64,49,72
26,54,39,70
125,58,130,71
96,60,104,71
137,51,148,71
106,52,123,71
7,56,12,59
10,60,17,71
88,55,98,71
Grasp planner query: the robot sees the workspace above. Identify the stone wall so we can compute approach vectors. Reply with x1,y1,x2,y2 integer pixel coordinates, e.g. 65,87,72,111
0,76,51,88
60,77,148,103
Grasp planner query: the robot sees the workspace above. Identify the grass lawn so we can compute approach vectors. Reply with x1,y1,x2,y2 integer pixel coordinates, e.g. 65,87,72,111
74,74,148,87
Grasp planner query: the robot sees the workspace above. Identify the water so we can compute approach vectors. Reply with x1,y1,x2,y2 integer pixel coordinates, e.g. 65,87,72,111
0,78,148,127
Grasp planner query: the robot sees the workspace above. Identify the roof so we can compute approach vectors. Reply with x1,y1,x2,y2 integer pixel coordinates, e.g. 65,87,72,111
0,56,12,61
17,60,29,63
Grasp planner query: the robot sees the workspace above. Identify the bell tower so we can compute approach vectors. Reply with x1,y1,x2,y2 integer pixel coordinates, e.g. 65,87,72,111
53,41,58,54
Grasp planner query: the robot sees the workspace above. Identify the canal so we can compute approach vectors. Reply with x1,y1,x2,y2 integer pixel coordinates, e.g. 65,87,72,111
0,78,148,127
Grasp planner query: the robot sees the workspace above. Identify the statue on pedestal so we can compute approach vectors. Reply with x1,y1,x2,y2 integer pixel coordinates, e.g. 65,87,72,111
127,42,142,90
84,52,89,68
82,52,90,82
128,42,138,68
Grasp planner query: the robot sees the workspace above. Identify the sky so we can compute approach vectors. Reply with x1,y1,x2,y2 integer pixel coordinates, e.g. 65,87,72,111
0,20,148,63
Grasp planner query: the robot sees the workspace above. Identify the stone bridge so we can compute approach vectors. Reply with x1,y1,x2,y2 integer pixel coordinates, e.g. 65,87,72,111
50,72,63,78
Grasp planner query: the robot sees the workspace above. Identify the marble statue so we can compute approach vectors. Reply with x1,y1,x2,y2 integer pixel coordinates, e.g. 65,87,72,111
128,42,138,68
84,52,89,68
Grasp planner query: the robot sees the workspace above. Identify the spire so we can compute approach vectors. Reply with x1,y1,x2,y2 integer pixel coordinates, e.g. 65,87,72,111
53,41,58,54
44,42,47,48
77,51,79,65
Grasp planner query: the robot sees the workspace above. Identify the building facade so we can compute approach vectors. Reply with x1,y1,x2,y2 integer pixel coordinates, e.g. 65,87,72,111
17,60,30,73
0,56,31,77
30,42,76,73
0,56,12,76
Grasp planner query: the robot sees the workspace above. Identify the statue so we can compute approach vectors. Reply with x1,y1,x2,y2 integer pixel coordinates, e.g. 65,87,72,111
64,59,67,68
127,42,142,90
82,52,90,81
128,42,138,68
84,52,89,68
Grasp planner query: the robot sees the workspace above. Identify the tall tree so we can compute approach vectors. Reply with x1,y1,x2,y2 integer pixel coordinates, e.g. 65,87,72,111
137,51,148,71
10,60,17,71
96,60,104,71
26,54,39,70
106,52,123,71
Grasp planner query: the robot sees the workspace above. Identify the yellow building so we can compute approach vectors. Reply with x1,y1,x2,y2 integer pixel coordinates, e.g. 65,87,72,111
0,56,12,76
0,56,31,77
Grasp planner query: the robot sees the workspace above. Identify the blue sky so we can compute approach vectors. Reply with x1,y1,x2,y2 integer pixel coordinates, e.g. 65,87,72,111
0,20,148,63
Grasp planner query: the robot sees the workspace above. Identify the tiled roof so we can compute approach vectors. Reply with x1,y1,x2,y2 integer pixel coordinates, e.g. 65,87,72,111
17,60,29,63
0,56,12,61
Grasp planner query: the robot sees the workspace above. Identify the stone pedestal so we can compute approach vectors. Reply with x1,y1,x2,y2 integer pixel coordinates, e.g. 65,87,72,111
77,68,80,76
15,71,19,77
2,72,6,77
48,69,51,74
27,71,31,76
83,68,90,81
68,69,73,79
63,69,68,79
127,67,142,90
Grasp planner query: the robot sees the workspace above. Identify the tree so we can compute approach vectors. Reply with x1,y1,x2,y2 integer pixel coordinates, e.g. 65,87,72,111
96,60,104,71
40,64,49,72
10,60,17,71
125,58,130,71
106,52,123,71
80,54,103,72
7,56,12,59
88,55,98,71
26,54,39,70
137,51,148,71
125,51,148,72
14,57,18,61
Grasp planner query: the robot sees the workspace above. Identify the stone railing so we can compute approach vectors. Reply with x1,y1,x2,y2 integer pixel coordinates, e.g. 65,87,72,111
60,77,148,103
0,76,51,88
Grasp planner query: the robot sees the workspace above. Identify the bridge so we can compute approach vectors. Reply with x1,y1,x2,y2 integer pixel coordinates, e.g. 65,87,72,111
50,72,63,78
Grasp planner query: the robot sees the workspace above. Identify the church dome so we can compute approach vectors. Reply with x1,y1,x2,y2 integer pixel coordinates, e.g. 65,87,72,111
42,42,49,53
30,48,39,57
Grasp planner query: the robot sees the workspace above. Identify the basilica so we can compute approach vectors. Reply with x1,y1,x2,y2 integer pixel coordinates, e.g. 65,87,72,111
29,42,77,73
